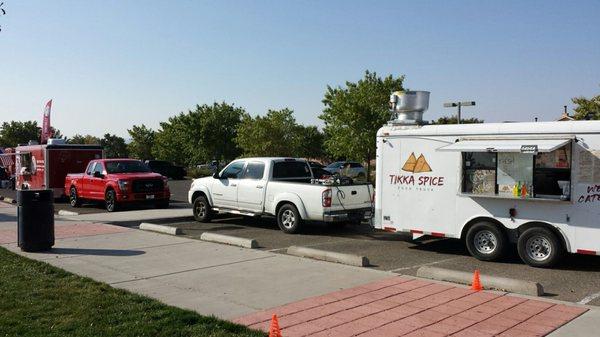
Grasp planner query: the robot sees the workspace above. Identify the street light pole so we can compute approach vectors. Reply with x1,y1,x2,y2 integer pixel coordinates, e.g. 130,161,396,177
443,101,476,124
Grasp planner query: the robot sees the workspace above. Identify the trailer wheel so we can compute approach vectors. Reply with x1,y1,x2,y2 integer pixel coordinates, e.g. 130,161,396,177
517,227,563,268
69,187,81,207
277,203,302,234
193,195,212,222
465,222,507,261
105,189,119,212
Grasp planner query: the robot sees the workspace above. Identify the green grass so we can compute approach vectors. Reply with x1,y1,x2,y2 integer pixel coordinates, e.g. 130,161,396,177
0,247,265,337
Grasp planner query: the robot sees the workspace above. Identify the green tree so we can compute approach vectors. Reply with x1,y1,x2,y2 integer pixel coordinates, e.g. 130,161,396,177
127,124,155,160
296,125,325,159
572,91,600,120
101,133,128,158
153,102,246,166
320,70,405,176
68,134,101,145
235,108,305,157
0,121,40,147
430,116,484,124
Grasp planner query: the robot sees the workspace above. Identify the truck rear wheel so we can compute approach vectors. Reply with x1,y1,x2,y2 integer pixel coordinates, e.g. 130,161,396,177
193,195,212,222
517,227,563,268
69,187,82,207
465,222,507,261
277,203,302,234
105,189,119,212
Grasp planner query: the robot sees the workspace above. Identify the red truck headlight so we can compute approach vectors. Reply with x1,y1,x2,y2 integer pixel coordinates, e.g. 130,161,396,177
322,189,332,207
117,180,129,192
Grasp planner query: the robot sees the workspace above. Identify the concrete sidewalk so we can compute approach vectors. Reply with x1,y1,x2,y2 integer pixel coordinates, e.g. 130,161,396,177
0,205,390,319
1,203,598,336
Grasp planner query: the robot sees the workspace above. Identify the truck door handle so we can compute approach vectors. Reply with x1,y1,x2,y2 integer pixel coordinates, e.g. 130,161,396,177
231,184,237,187
256,186,264,189
351,191,357,195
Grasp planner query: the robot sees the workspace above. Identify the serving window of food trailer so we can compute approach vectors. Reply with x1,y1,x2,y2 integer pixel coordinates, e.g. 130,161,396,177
439,138,573,201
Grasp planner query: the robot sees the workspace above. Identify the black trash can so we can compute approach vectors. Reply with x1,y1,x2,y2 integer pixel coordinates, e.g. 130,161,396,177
17,189,55,252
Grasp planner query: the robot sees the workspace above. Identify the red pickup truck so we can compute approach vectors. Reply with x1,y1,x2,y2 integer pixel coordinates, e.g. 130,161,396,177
64,159,170,212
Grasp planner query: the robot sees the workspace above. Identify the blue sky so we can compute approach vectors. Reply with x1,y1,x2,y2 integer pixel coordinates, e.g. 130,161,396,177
1,0,599,138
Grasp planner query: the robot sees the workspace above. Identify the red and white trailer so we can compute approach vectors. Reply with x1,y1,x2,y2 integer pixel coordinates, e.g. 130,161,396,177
15,139,103,197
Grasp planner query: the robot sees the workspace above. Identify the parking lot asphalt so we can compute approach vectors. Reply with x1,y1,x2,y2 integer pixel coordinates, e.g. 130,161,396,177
116,214,600,307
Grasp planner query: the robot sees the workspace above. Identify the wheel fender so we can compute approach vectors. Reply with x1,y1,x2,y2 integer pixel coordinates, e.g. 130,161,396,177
67,179,79,192
272,193,309,220
105,182,118,194
518,221,572,253
189,185,214,206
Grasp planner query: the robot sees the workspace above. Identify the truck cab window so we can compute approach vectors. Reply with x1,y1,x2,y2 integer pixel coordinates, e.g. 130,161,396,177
221,161,245,179
92,162,104,175
462,152,497,195
242,162,265,180
272,161,311,179
86,162,96,175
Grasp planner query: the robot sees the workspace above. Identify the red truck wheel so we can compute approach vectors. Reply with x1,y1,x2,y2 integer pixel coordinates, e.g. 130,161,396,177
69,187,82,207
105,189,119,212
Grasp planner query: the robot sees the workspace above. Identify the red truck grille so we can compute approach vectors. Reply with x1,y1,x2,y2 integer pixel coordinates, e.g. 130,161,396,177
131,179,163,193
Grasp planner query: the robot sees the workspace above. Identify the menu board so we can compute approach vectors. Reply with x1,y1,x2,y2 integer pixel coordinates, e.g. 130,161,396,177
579,150,600,183
497,153,533,196
536,146,571,169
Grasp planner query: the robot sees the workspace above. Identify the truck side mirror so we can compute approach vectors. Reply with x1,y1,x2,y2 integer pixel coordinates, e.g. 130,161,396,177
212,172,220,179
93,171,104,179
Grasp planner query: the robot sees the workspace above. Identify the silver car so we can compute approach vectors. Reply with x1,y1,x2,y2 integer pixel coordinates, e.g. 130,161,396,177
324,161,366,179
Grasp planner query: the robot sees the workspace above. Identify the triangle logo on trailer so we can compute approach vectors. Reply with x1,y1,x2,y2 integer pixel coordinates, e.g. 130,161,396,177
402,152,432,173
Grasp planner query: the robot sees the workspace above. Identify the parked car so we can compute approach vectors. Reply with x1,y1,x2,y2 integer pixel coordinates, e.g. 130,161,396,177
145,160,186,180
324,161,367,179
188,157,373,233
65,159,170,212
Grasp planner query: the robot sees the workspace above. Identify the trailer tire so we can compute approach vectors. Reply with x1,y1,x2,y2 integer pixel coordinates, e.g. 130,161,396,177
517,227,563,268
193,195,212,222
105,189,119,212
277,203,303,234
69,187,82,207
465,222,507,261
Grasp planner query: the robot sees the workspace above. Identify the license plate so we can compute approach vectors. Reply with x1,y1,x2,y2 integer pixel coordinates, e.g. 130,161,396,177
146,195,155,200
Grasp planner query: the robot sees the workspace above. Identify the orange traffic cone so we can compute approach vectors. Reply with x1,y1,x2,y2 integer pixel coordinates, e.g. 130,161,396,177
269,314,282,337
471,269,483,291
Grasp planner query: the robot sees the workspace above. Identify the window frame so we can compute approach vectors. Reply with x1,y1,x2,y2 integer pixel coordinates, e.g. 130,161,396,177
459,142,573,201
220,161,246,179
242,161,265,180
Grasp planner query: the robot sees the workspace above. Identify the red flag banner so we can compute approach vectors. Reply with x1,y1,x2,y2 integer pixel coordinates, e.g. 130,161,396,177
41,99,52,144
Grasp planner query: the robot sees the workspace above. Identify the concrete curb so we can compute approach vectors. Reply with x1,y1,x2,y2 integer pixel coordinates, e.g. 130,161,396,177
139,222,182,235
200,232,258,249
58,209,79,216
416,266,544,297
287,246,370,267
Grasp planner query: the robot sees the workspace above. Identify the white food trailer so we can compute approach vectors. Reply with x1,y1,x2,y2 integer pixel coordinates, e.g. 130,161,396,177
374,91,600,267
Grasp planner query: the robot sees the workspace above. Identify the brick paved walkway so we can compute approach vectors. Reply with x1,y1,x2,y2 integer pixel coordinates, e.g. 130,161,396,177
234,276,587,337
0,222,130,244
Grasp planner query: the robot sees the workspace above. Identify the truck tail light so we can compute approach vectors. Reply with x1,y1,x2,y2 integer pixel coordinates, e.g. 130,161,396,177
371,191,375,203
322,189,332,207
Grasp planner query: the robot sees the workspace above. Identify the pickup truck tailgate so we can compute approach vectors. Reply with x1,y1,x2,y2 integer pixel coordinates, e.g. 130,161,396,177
330,184,373,209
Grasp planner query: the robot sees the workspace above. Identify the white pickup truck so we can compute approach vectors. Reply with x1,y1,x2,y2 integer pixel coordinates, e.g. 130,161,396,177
188,157,374,233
